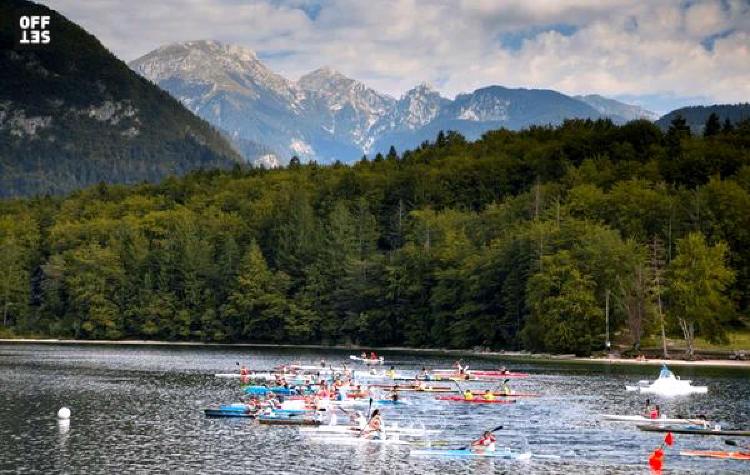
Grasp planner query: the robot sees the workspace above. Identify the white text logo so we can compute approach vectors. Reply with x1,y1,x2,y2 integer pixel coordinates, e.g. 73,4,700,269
19,16,51,45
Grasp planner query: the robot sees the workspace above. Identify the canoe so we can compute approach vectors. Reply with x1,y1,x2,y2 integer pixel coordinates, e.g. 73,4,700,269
602,415,710,425
680,450,750,460
258,416,321,426
637,425,750,436
410,448,531,459
436,396,516,404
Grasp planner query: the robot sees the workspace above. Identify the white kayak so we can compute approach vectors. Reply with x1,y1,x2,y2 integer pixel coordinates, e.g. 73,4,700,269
300,425,441,436
410,448,532,460
349,355,385,365
277,365,346,372
305,434,410,445
601,414,710,425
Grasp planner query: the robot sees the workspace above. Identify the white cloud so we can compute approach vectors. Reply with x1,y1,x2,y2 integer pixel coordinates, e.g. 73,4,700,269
43,0,750,112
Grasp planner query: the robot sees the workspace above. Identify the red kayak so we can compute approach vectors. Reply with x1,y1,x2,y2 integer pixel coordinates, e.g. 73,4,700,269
490,392,539,397
436,396,517,404
470,371,529,378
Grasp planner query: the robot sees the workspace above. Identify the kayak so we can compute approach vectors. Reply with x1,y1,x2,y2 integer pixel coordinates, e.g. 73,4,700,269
306,434,410,445
349,355,385,365
368,384,455,392
410,448,531,460
300,426,442,436
637,425,750,436
602,415,710,425
258,416,321,426
244,386,301,396
331,398,407,406
680,450,750,460
436,396,516,404
432,369,530,378
489,393,539,398
203,408,257,418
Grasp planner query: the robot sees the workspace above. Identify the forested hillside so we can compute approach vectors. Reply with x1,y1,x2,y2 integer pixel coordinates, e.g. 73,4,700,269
2,116,750,356
0,0,241,197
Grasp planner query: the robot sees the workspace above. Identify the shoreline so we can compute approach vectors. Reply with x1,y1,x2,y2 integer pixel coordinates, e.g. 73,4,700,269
3,337,750,369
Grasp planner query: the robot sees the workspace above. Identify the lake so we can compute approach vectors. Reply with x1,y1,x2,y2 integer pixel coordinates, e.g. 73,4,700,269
1,343,749,474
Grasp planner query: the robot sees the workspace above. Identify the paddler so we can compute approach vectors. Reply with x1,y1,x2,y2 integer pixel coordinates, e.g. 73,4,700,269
482,389,495,401
500,379,511,396
471,431,496,451
650,404,661,419
239,365,249,376
266,392,281,410
389,385,399,402
361,409,383,439
386,366,396,379
463,389,474,401
361,351,367,359
370,351,377,361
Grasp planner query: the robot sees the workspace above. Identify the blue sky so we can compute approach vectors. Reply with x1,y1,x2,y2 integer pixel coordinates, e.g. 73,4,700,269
45,0,750,114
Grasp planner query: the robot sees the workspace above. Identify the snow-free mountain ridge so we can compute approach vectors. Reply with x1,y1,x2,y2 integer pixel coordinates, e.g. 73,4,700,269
130,40,657,165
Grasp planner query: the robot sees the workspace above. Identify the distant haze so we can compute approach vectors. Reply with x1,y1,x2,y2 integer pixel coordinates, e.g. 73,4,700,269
44,0,750,113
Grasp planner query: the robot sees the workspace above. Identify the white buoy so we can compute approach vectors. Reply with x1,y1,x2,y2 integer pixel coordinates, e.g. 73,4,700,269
57,407,71,420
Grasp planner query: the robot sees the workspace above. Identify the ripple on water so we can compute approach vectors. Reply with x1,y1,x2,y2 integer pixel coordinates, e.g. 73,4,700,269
1,343,749,474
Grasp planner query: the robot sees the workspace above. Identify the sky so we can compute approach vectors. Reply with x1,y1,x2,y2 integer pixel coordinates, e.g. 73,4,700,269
43,0,750,114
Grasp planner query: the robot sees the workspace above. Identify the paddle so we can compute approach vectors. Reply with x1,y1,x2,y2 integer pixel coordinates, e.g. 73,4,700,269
725,439,750,450
492,378,510,395
457,424,504,451
357,398,375,438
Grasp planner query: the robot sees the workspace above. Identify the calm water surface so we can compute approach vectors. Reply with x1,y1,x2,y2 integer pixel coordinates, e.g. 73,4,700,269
1,343,749,474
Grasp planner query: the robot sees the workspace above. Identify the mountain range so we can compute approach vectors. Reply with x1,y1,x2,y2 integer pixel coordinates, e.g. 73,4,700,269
130,40,657,166
0,1,241,198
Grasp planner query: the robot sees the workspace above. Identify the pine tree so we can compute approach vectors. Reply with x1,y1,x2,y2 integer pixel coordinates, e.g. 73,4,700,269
386,145,399,161
703,112,721,137
722,118,735,134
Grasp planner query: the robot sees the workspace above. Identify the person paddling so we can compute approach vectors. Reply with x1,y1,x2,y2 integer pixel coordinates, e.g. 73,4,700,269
500,379,511,396
239,365,249,376
471,430,497,452
482,389,495,401
389,385,399,402
361,409,383,439
386,366,396,379
463,389,474,401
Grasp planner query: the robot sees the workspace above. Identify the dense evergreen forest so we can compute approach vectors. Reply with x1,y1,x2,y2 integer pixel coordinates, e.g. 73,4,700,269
2,115,749,356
